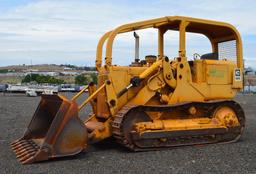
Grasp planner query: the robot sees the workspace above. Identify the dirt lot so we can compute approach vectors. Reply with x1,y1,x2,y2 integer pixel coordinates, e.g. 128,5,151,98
1,93,256,174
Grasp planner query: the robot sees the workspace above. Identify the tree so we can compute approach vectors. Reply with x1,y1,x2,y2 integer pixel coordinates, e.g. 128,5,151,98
22,74,39,83
75,75,89,85
90,73,98,84
22,74,65,84
0,69,8,73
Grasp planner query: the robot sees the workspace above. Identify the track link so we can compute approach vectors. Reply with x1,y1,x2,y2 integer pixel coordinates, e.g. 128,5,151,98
111,100,245,151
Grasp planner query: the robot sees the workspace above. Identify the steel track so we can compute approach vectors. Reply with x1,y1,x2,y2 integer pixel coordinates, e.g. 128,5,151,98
112,100,245,151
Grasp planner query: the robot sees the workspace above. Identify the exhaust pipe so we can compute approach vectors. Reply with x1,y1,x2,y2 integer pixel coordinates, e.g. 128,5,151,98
134,32,140,62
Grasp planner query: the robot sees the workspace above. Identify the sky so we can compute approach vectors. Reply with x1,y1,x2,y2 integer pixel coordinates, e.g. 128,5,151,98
0,0,255,68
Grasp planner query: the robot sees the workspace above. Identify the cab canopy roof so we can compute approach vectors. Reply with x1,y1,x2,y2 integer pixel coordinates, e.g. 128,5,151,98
96,16,243,70
117,16,240,42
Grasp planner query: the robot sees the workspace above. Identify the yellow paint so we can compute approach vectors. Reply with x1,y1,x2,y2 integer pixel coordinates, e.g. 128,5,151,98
79,16,244,142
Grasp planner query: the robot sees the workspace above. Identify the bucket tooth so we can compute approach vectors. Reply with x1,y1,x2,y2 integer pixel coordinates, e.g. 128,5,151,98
11,140,22,146
13,139,26,144
21,156,35,164
19,155,32,163
18,151,36,162
13,144,31,152
15,145,35,155
11,141,24,147
11,141,20,147
12,140,37,158
13,141,38,163
16,148,36,157
22,145,36,151
17,149,37,159
16,151,29,159
12,141,30,150
12,144,25,151
17,151,28,159
14,143,31,151
11,141,17,146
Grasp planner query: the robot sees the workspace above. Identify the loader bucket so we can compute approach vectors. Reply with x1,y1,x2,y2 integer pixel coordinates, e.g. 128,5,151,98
11,94,88,164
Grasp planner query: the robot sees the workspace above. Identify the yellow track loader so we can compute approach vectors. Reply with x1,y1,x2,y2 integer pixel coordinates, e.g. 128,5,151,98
11,16,245,164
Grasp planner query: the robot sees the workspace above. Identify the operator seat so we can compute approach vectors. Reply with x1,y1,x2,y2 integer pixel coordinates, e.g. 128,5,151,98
201,52,218,60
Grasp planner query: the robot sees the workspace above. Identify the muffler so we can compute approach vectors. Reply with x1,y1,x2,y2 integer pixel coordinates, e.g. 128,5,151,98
11,94,88,164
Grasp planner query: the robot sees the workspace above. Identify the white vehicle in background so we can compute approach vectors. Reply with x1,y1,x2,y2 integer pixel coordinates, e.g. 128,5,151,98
58,84,82,92
42,89,54,95
25,89,37,97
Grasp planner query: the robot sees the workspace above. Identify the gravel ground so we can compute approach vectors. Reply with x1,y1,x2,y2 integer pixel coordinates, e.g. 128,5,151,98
1,92,256,174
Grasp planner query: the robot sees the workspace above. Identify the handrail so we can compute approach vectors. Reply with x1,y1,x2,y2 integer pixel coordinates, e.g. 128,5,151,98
96,31,112,70
71,85,89,101
78,83,106,111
